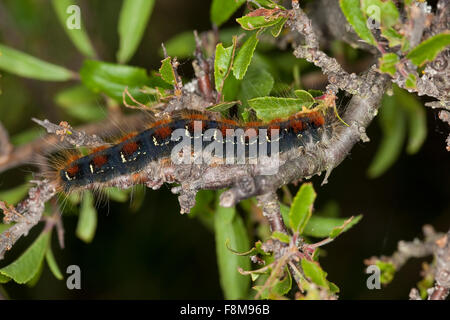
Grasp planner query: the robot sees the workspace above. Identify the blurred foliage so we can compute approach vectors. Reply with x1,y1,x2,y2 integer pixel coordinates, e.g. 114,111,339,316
0,0,447,300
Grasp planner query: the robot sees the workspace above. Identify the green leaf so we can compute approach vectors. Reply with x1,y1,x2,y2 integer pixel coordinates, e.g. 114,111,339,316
0,273,10,284
339,0,376,46
379,53,399,76
0,44,75,81
10,128,45,146
405,73,417,89
302,215,361,238
117,0,155,63
0,224,13,234
211,0,246,27
294,90,315,103
159,57,176,85
329,215,362,239
55,85,105,122
271,231,290,244
105,187,129,203
163,31,196,58
376,260,396,284
80,60,162,104
257,268,292,299
381,27,404,48
214,42,235,94
0,183,29,205
271,17,287,37
407,32,450,66
76,191,97,243
361,0,400,28
233,33,259,80
393,86,426,154
236,15,284,31
248,97,314,122
289,183,316,234
214,200,251,299
45,247,63,280
0,231,51,284
301,259,329,289
237,63,274,109
206,101,240,112
368,94,406,178
51,0,96,58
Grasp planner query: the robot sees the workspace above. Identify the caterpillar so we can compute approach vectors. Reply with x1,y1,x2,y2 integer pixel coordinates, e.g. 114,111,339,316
48,107,333,194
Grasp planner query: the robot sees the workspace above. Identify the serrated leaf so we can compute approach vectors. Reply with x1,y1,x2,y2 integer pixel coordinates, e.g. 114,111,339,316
393,85,426,154
406,32,450,66
211,0,246,27
0,183,29,205
117,0,155,63
248,97,314,122
159,57,176,85
51,0,96,58
379,53,399,76
233,33,259,80
289,183,316,234
301,259,329,289
45,247,63,280
76,191,97,243
271,231,290,244
0,231,51,284
0,44,75,81
214,201,251,299
368,94,406,178
339,0,377,46
329,215,362,239
257,269,292,299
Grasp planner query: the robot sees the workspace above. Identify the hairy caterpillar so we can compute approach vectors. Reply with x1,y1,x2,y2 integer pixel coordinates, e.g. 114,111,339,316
47,107,332,194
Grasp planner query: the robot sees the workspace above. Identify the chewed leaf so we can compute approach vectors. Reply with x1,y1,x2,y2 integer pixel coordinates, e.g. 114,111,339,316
0,231,51,284
214,41,236,95
236,15,284,31
361,0,400,28
248,97,314,122
407,32,450,66
294,90,315,103
159,57,176,86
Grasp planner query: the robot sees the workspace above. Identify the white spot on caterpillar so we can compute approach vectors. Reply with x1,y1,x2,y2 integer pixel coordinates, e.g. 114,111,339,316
121,152,127,163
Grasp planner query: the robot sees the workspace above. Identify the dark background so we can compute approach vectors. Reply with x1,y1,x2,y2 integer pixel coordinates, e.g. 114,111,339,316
0,0,449,299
